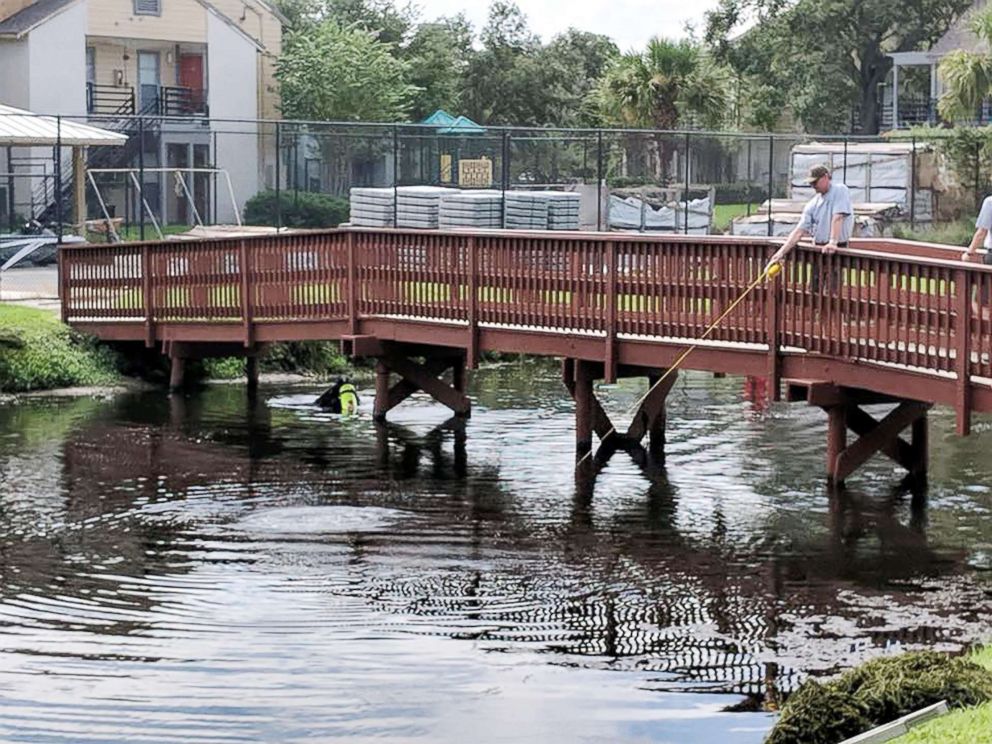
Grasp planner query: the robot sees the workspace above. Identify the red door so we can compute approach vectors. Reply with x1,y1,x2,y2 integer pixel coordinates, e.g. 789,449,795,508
178,54,204,112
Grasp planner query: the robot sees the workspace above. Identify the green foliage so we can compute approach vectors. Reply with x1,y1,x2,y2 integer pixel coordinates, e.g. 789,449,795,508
0,306,120,392
892,217,977,246
403,15,474,120
202,357,246,380
938,7,992,120
592,37,729,130
277,19,416,121
244,190,350,228
907,125,992,198
706,0,971,133
261,342,350,376
767,651,992,744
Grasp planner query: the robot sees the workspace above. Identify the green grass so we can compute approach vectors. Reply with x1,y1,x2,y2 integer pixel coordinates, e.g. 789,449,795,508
0,305,120,392
892,217,977,247
896,647,992,743
713,202,755,232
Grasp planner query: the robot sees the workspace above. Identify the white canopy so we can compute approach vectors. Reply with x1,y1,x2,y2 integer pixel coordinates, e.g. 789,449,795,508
0,104,127,147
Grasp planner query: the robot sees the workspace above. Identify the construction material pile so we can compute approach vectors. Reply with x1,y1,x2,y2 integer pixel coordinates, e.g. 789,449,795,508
438,190,504,229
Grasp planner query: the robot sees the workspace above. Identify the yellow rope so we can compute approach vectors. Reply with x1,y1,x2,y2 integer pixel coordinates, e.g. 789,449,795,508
576,260,782,468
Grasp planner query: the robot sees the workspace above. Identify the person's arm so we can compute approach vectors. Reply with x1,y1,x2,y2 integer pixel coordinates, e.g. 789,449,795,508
770,223,809,264
964,198,992,261
965,227,988,261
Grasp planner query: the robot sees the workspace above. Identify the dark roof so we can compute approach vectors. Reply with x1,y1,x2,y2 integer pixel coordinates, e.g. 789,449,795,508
0,0,78,38
930,0,990,56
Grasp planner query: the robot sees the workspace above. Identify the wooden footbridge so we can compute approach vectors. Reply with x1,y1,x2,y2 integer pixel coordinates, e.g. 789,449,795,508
59,228,992,487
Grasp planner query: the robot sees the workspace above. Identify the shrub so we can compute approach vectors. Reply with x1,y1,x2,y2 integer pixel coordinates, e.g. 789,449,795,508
892,218,976,246
261,341,350,376
244,190,349,229
767,651,992,744
0,305,120,392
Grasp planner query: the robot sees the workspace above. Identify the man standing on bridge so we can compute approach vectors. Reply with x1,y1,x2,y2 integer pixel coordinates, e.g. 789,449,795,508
962,194,992,265
769,164,854,267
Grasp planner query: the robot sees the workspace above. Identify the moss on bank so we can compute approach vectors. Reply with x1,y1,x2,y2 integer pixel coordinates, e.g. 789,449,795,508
766,650,992,744
0,305,120,392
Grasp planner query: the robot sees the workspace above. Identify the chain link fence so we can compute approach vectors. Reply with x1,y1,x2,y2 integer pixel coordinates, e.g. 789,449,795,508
1,111,988,252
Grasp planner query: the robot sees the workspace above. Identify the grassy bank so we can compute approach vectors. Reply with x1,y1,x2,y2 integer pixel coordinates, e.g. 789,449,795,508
0,304,352,393
896,647,992,743
767,648,992,744
0,304,120,392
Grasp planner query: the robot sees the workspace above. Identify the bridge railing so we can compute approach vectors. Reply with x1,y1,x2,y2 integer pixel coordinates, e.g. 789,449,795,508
59,228,991,394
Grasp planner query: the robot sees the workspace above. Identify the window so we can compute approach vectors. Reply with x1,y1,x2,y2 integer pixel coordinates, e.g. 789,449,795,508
133,0,161,16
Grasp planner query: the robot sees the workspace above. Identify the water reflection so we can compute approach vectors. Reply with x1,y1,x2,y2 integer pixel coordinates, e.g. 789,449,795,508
0,366,990,742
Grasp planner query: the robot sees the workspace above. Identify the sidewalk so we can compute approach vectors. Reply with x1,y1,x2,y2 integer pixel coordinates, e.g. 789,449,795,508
0,266,60,312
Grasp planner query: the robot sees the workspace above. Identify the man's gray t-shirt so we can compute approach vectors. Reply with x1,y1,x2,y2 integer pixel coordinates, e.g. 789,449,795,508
976,195,992,249
799,182,854,244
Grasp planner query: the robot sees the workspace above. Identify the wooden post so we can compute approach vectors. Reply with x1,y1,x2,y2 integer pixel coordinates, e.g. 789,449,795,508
467,236,479,369
452,353,466,395
826,403,847,487
604,241,618,383
575,360,594,460
766,259,782,401
72,146,86,236
246,355,259,393
647,373,667,462
169,355,186,393
911,410,928,481
374,360,390,422
346,231,357,334
954,268,972,436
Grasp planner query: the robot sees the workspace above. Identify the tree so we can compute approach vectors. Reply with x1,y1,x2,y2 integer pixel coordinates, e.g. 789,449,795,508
402,15,474,120
706,0,972,134
273,0,416,43
276,20,416,121
938,6,992,120
539,29,619,127
592,37,729,130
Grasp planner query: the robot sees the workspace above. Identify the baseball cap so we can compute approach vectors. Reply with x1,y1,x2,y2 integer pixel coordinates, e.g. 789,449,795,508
805,164,831,185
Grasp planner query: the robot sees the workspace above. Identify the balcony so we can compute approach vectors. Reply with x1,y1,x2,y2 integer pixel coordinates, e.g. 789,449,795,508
876,97,992,131
156,86,208,117
86,83,136,116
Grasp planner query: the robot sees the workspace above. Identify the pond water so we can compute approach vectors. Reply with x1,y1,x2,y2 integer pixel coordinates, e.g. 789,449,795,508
1,363,991,743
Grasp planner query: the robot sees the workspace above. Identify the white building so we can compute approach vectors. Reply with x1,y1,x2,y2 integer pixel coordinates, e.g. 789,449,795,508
0,0,284,228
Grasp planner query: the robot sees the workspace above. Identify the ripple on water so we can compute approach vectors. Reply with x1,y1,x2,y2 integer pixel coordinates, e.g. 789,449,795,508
232,505,411,536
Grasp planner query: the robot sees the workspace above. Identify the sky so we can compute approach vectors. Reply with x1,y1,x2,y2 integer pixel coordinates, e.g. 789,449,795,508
412,0,723,51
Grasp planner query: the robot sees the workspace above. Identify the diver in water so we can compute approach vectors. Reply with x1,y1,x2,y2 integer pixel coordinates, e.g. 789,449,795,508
315,378,360,414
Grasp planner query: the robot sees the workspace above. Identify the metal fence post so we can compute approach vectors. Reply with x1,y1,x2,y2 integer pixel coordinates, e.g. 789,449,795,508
843,136,849,182
683,131,691,234
275,121,282,230
138,116,145,241
502,130,511,229
393,125,399,228
767,135,774,237
596,129,604,231
55,116,63,244
910,134,917,229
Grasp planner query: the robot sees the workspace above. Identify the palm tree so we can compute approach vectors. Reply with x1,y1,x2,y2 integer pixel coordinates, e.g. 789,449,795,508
938,6,992,120
592,37,729,179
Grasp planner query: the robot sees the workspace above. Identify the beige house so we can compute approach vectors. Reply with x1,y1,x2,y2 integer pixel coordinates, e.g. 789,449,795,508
0,0,284,225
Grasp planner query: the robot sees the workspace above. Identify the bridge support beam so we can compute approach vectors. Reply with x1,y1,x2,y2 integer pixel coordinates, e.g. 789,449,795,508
564,359,677,470
787,380,931,489
367,344,470,422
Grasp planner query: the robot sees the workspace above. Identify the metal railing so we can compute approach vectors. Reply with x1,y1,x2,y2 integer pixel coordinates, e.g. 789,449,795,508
86,84,136,117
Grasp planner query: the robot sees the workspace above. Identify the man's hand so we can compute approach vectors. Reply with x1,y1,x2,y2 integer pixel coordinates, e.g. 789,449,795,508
962,249,981,263
822,240,838,255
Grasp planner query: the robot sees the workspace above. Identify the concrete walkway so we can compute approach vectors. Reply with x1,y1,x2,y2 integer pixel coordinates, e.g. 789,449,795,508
0,266,60,311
